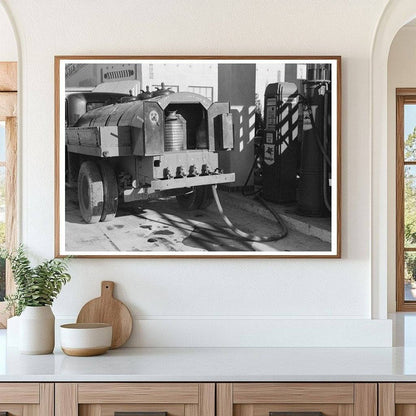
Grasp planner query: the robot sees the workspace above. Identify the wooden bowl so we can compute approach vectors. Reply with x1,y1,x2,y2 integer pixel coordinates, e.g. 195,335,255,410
60,323,112,356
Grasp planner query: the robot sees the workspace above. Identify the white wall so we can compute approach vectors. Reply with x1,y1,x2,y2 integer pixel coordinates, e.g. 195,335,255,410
0,4,16,61
387,25,416,312
0,0,393,346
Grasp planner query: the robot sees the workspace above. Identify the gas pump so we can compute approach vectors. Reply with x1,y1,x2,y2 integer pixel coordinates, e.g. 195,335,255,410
297,64,332,216
261,82,300,203
259,64,331,217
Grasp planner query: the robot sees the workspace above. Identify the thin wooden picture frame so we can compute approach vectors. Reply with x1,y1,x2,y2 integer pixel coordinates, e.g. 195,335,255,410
55,56,341,258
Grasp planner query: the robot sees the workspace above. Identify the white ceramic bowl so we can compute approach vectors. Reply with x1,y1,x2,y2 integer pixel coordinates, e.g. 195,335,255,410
60,323,112,356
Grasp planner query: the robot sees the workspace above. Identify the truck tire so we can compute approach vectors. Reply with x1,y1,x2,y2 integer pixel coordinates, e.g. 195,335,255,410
78,161,104,224
176,186,214,210
98,160,118,222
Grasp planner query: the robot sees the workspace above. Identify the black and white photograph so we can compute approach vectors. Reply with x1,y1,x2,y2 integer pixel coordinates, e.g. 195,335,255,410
55,57,340,257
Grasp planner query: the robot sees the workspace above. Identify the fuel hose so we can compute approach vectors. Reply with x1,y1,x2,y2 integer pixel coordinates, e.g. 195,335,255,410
211,184,288,242
322,91,331,212
307,104,332,167
305,99,332,212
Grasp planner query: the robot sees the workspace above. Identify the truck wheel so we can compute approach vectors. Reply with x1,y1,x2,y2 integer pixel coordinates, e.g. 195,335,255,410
98,160,118,222
78,161,104,224
176,186,214,210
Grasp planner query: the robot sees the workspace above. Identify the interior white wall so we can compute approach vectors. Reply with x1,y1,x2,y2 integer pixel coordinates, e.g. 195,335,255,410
387,25,416,312
0,0,394,346
0,4,17,61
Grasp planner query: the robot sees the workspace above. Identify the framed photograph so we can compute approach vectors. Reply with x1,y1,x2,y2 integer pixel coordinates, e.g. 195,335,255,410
55,56,341,258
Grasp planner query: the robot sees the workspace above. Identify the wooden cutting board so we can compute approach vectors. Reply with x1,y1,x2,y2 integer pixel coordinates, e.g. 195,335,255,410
76,281,133,349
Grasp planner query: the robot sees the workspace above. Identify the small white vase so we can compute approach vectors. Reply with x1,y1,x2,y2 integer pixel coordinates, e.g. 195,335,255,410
19,306,55,354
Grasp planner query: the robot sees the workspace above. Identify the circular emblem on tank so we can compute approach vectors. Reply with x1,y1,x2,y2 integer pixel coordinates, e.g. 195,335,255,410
149,110,159,125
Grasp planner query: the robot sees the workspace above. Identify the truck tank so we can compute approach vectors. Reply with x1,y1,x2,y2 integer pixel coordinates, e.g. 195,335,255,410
65,90,236,223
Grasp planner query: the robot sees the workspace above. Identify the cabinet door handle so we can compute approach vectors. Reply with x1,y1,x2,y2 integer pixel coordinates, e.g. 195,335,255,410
115,412,168,416
270,413,324,416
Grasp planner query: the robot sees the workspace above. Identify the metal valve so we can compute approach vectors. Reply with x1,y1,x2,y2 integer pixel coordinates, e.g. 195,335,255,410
176,166,187,178
201,164,212,175
163,168,173,179
188,165,199,177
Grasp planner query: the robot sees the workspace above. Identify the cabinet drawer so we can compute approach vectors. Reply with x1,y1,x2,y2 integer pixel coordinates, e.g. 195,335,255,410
78,383,200,404
80,403,185,416
56,383,215,416
0,383,39,404
379,383,416,416
0,383,53,416
217,383,376,416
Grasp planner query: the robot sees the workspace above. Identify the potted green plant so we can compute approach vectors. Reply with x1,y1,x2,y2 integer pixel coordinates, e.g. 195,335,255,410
1,245,71,354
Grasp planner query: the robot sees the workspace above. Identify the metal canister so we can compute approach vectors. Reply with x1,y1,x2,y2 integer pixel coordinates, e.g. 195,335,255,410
164,111,185,151
153,82,174,97
137,86,153,100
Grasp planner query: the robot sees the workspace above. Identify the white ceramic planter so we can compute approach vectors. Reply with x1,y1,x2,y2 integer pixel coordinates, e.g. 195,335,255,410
19,306,55,354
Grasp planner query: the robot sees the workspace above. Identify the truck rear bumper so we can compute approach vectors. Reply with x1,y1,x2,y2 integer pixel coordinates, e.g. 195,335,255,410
123,173,235,202
152,173,235,191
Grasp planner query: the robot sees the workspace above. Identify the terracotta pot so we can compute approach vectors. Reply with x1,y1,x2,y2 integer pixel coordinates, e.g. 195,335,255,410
19,306,55,354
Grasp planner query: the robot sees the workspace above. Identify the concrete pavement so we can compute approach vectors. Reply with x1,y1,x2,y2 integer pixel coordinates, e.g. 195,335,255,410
65,191,331,253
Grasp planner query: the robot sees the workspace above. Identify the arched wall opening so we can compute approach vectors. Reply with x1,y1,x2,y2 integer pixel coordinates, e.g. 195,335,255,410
387,19,416,313
371,0,416,319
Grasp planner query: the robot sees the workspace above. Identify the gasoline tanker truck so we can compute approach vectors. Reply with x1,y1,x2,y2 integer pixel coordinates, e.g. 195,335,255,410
65,84,235,224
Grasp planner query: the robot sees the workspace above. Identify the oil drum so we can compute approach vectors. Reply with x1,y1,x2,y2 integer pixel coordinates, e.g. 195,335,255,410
164,111,185,151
